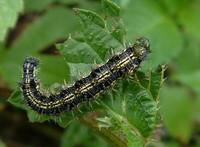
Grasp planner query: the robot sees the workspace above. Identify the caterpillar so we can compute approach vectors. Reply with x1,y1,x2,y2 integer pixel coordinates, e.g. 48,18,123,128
21,37,150,115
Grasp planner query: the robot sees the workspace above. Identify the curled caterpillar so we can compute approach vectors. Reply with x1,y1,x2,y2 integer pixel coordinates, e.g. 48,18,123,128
21,37,150,115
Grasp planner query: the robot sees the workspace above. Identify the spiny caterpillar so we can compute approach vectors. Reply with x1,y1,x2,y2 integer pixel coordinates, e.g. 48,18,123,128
21,37,150,115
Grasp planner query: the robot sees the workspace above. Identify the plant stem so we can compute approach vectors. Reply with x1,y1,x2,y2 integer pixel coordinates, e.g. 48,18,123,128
79,113,127,147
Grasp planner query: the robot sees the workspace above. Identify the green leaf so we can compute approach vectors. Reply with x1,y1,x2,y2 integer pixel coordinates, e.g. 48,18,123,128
27,110,52,123
67,63,94,81
74,8,105,28
99,69,163,145
0,0,23,42
8,90,28,110
126,131,144,147
4,6,78,63
149,69,164,100
38,56,70,86
26,109,75,126
74,8,122,60
136,69,164,101
57,37,102,64
102,0,126,44
160,86,195,143
126,82,158,137
102,0,120,17
123,0,183,70
112,0,130,9
61,121,109,147
147,141,180,147
102,106,145,147
110,19,126,44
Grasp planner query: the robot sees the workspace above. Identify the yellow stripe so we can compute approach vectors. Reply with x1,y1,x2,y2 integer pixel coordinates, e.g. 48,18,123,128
25,54,137,109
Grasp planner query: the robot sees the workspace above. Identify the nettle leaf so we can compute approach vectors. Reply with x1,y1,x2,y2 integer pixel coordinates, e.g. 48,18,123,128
0,0,23,42
102,0,120,17
102,0,126,45
149,70,164,101
99,68,164,145
38,56,70,86
8,90,28,110
133,69,164,101
126,83,157,137
102,0,125,44
74,8,123,60
101,105,145,146
57,37,102,64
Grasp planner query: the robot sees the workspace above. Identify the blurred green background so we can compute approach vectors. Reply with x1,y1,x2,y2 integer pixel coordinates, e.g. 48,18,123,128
0,0,200,146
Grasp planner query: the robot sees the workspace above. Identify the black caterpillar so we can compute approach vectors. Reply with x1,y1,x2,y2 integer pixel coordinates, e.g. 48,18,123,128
21,37,150,115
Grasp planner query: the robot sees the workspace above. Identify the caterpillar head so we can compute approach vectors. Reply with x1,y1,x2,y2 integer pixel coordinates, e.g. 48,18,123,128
133,37,151,60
